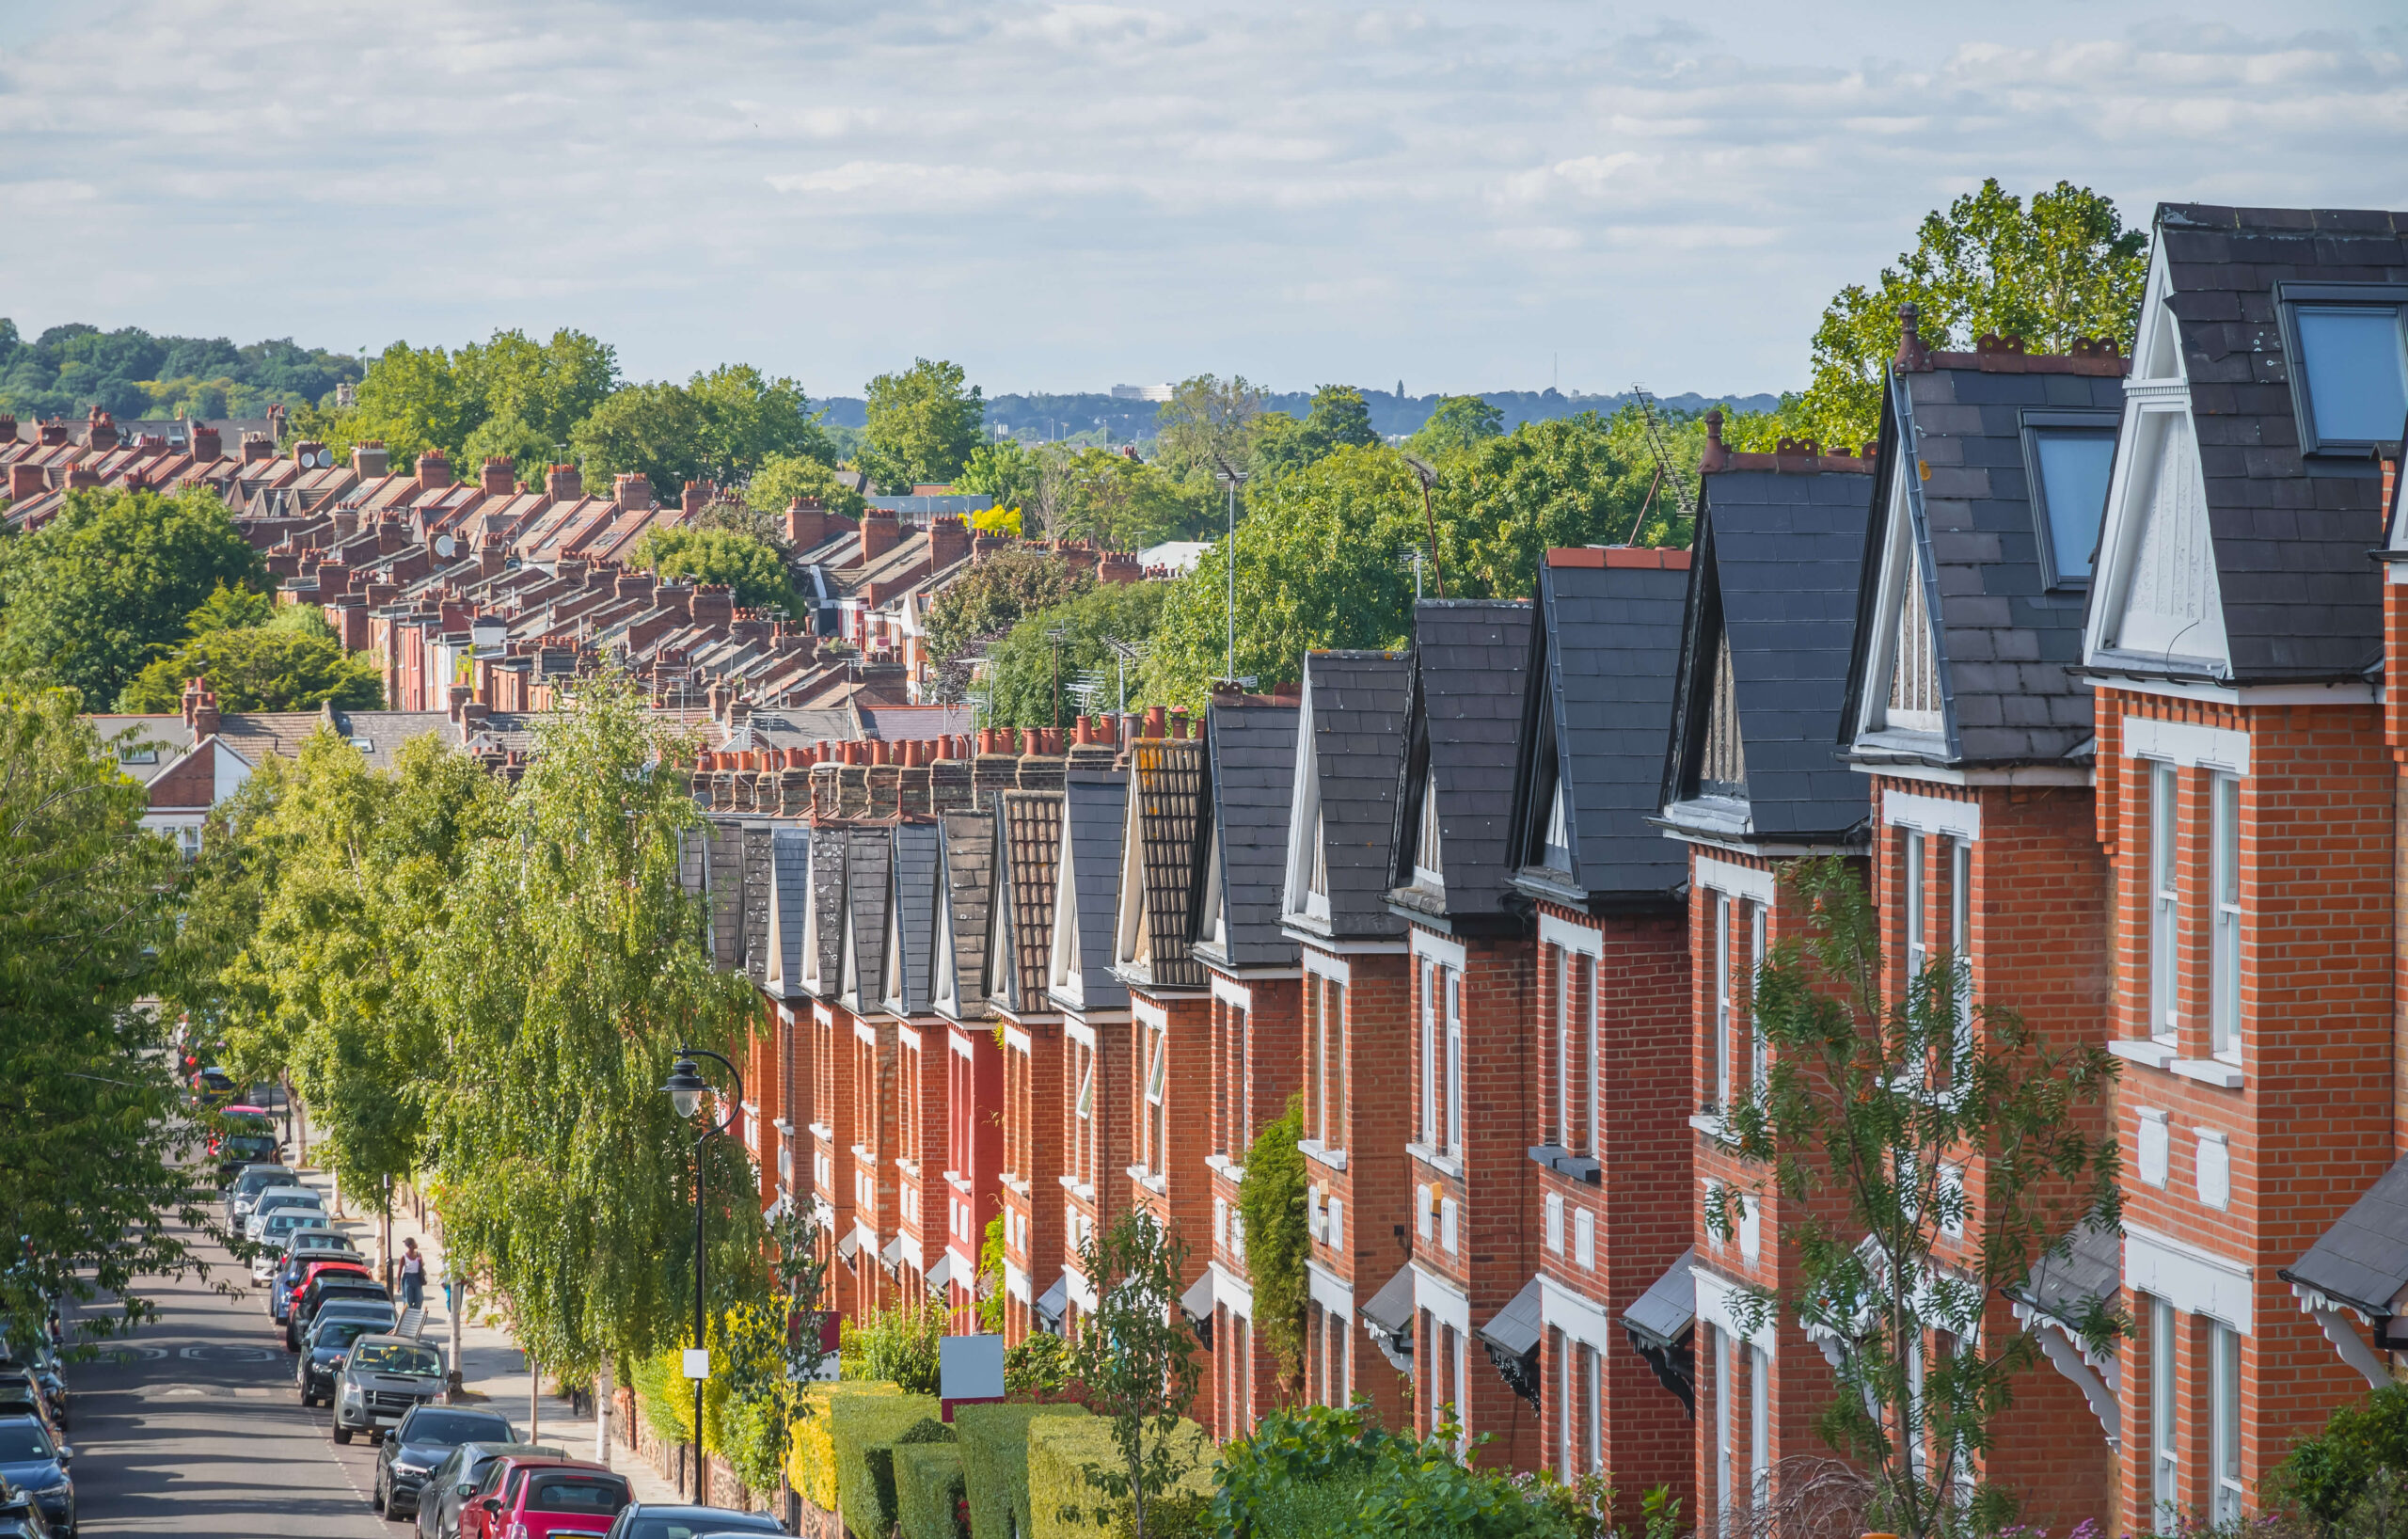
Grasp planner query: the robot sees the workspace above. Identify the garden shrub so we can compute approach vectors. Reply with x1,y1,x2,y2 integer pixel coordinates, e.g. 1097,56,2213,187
896,1441,971,1539
787,1381,904,1513
2273,1383,2408,1539
864,1419,958,1539
1213,1402,1582,1538
956,1401,1090,1539
832,1387,940,1537
1026,1413,1213,1539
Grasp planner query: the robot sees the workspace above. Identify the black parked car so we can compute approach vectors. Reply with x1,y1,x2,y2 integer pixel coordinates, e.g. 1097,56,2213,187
287,1277,391,1352
0,1416,71,1537
270,1240,367,1322
600,1506,785,1539
372,1404,515,1521
415,1442,561,1539
0,1474,54,1539
293,1315,386,1407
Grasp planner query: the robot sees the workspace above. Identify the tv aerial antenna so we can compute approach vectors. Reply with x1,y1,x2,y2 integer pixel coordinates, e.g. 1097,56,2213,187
1628,384,1696,543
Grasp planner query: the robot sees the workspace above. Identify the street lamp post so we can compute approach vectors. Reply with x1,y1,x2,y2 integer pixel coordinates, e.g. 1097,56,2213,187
661,1047,745,1507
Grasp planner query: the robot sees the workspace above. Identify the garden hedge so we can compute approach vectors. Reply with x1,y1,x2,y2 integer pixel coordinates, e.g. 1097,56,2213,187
833,1392,945,1539
1025,1415,1214,1539
895,1441,970,1539
786,1380,904,1514
954,1401,1090,1539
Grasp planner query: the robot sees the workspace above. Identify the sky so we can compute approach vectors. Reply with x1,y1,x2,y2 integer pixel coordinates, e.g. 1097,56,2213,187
1,0,2403,401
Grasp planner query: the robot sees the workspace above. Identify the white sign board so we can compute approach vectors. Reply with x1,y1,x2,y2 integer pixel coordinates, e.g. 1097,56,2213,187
682,1348,711,1381
938,1334,1005,1403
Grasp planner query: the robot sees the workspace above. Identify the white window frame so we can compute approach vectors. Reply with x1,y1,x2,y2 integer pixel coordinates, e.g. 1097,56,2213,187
1747,903,1766,1101
1949,835,1972,1067
1419,960,1439,1147
1905,828,1928,988
2210,772,2242,1063
1713,896,1734,1112
1445,969,1464,1160
2148,761,2179,1045
2151,1296,2178,1525
1715,1325,1734,1531
2211,1321,2243,1527
1553,945,1572,1149
1749,1342,1769,1515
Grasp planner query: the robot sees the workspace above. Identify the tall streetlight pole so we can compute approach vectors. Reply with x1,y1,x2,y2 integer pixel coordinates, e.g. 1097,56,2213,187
661,1047,745,1507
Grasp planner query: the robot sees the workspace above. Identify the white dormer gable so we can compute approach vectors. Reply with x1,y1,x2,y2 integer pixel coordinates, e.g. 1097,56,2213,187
800,839,827,995
1281,667,1332,925
1857,451,1947,748
881,878,907,1012
985,863,1015,1007
1200,826,1227,953
934,880,959,1015
1114,782,1149,970
1412,770,1443,887
1047,818,1083,1006
838,895,863,1004
2086,244,2233,677
766,862,790,996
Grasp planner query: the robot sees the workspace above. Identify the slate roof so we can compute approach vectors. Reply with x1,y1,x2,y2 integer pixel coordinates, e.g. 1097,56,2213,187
707,824,748,972
886,821,941,1015
2283,1154,2408,1319
805,825,848,996
1846,363,2120,766
1389,601,1530,927
769,828,812,998
1196,701,1301,970
936,810,995,1020
1477,1277,1545,1360
1509,555,1689,906
994,791,1064,1014
740,824,775,989
2140,203,2404,682
2009,1220,2122,1328
1294,651,1413,939
1054,771,1131,1013
1663,467,1874,843
841,826,892,1013
1119,738,1207,990
1623,1246,1697,1349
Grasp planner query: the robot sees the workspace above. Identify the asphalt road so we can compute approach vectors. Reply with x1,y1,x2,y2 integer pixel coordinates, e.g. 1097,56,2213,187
68,1217,394,1538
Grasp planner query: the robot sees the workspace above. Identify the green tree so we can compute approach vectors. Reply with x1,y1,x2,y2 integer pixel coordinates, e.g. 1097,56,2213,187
424,674,766,1379
119,605,383,713
923,547,1094,668
341,341,471,468
0,484,269,706
1235,1095,1308,1399
1049,447,1208,550
626,527,798,615
459,412,560,490
1408,394,1504,456
453,327,619,449
2272,1384,2408,1539
570,381,710,501
859,358,984,493
1065,1207,1203,1539
1784,179,2149,451
1150,374,1264,483
688,363,832,483
1255,386,1381,480
0,688,226,1345
984,579,1167,729
1711,859,2122,1539
717,1210,835,1493
1442,411,1676,595
745,452,866,520
182,581,277,634
955,439,1038,509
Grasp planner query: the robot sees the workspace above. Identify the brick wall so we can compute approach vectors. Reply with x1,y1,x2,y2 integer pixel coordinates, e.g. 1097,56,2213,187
1206,971,1303,1436
1307,947,1414,1433
1131,989,1216,1429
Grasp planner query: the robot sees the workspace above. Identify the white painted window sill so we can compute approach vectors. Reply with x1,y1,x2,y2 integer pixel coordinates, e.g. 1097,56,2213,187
2170,1057,2245,1089
1406,1141,1462,1179
808,1122,834,1142
1687,1113,1738,1146
895,1157,921,1182
1301,1141,1349,1173
2106,1039,2178,1070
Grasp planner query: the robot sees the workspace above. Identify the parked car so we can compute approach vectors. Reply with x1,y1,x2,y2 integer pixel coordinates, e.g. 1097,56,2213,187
208,1106,281,1180
270,1237,363,1320
600,1507,786,1539
286,1271,389,1352
476,1459,628,1539
248,1211,330,1277
244,1189,325,1244
0,1349,66,1436
416,1443,562,1539
330,1335,445,1445
0,1476,54,1539
293,1314,386,1407
372,1405,515,1522
0,1417,71,1537
189,1066,239,1109
226,1165,290,1222
458,1454,566,1539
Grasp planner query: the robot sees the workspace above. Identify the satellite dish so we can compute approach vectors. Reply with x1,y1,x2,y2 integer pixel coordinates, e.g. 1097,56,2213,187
435,534,457,558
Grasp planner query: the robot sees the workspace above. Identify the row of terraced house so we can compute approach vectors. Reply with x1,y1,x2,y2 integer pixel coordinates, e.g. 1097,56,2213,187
681,201,2408,1534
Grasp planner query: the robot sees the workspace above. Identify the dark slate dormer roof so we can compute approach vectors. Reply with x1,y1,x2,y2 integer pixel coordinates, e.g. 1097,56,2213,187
885,821,941,1016
1508,551,1690,909
1662,448,1874,845
804,824,848,997
1053,771,1131,1013
1196,701,1301,970
2131,203,2402,682
741,824,776,989
2282,1153,2408,1321
1117,738,1207,991
935,810,995,1022
706,823,748,971
1290,651,1413,940
769,828,812,999
992,791,1063,1015
1389,601,1532,934
840,826,893,1014
1845,360,2121,767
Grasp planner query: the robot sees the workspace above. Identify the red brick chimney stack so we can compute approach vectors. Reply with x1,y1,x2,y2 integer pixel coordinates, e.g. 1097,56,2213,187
545,464,581,501
241,432,275,463
191,424,223,462
6,465,41,500
928,516,971,571
481,457,515,497
182,678,220,738
785,497,831,551
613,472,652,513
417,450,453,492
352,441,390,479
681,481,714,516
860,511,900,564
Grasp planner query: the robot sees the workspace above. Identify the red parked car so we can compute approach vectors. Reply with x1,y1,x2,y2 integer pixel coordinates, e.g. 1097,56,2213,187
464,1456,628,1539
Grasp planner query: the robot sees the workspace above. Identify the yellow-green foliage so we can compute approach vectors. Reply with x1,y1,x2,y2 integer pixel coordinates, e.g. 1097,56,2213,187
1026,1416,1214,1539
786,1381,902,1513
895,1441,968,1539
832,1391,943,1539
955,1402,1090,1539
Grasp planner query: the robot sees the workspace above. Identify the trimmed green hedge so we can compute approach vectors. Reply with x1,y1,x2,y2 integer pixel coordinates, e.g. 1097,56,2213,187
789,1381,904,1514
956,1401,1090,1539
833,1390,943,1539
895,1441,969,1539
1026,1415,1214,1539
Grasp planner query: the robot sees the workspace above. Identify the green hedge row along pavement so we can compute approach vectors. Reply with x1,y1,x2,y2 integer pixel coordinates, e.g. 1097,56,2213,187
895,1440,970,1539
955,1401,1091,1539
832,1390,943,1539
1026,1414,1213,1539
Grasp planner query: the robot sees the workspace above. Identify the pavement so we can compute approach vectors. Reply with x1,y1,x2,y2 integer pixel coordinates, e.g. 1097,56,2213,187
66,1088,690,1533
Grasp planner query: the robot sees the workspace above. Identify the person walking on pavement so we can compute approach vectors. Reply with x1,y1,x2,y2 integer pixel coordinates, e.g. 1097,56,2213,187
399,1238,426,1309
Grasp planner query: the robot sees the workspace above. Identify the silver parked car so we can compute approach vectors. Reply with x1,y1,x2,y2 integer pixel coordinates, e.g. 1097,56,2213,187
331,1335,446,1445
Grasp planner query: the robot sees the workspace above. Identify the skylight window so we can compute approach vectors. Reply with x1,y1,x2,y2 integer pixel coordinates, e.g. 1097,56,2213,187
2276,283,2408,457
2020,413,2119,588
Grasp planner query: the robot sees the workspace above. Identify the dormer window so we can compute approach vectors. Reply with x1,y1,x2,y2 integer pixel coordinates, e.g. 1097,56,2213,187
2022,412,2118,588
1308,811,1327,898
1887,568,1941,735
119,745,158,766
1412,774,1443,888
1542,777,1572,871
2275,282,2408,457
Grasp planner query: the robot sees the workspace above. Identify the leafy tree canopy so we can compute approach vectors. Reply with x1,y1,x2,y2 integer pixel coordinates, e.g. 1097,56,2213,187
1149,374,1265,483
954,440,1038,509
1235,1096,1308,1398
923,547,1095,667
118,615,383,713
453,327,619,450
984,578,1167,728
0,484,270,706
569,380,707,497
858,358,984,493
1747,179,2148,452
1408,393,1505,456
626,527,798,615
0,688,223,1345
1254,385,1381,481
0,319,363,423
745,451,865,520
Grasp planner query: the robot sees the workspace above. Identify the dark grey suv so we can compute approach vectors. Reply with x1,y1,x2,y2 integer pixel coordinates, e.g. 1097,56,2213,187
331,1336,445,1444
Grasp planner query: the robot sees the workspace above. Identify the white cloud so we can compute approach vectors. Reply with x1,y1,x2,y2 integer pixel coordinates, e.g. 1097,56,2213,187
0,0,2401,396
